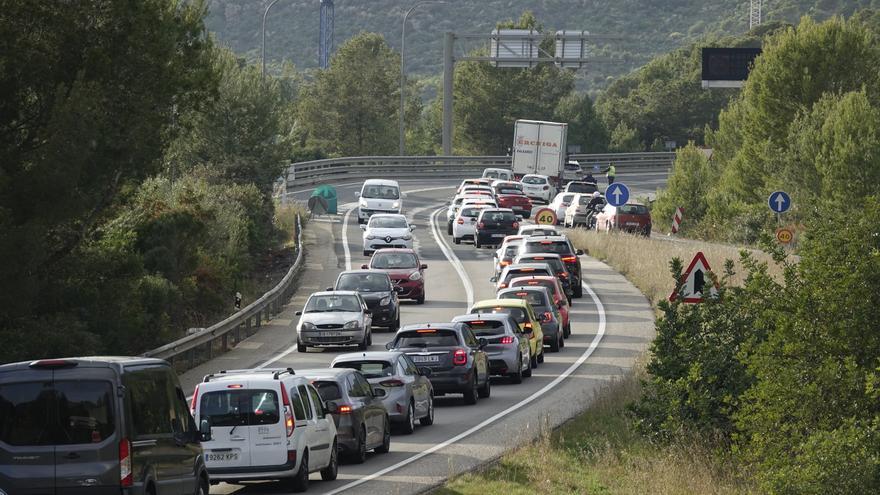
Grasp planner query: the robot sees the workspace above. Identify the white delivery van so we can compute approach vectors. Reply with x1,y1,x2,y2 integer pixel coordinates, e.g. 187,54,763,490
355,179,402,224
482,168,514,181
511,120,568,186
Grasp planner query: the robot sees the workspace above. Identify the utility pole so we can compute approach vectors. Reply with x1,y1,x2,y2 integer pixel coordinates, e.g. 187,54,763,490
442,32,455,156
399,1,445,155
261,0,282,83
749,0,762,30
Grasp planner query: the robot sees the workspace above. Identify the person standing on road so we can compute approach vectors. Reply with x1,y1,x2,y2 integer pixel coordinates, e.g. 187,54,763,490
604,163,616,185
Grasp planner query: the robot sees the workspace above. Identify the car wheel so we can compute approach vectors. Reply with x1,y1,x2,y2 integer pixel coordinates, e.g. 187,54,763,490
320,441,338,481
289,449,309,492
350,426,367,464
447,222,453,235
195,477,208,495
462,376,478,405
358,337,367,351
389,314,400,332
478,373,491,398
530,350,538,369
366,331,372,347
416,294,425,305
363,250,370,256
509,355,523,384
419,395,434,426
550,333,561,352
401,401,415,435
559,333,565,349
375,417,392,453
574,282,583,298
538,350,545,363
297,342,307,353
523,351,533,378
453,237,461,245
563,323,571,339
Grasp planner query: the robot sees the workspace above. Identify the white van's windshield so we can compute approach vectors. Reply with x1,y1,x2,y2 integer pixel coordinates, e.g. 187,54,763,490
362,184,399,200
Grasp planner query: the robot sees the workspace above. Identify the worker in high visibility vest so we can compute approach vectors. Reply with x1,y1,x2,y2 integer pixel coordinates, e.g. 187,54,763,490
604,163,616,185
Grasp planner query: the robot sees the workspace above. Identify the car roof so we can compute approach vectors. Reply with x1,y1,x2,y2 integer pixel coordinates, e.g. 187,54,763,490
499,286,553,297
200,367,303,384
524,235,569,242
338,269,391,277
0,356,168,373
297,368,355,379
310,290,361,297
364,179,399,186
372,248,416,255
516,252,562,258
399,322,462,332
452,313,515,323
509,275,560,285
478,208,515,214
505,263,553,271
471,298,530,309
333,351,404,363
523,174,548,178
369,213,407,220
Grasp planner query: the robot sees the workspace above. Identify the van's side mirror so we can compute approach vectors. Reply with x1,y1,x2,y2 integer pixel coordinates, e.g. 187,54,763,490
409,225,416,231
326,287,334,291
372,387,387,397
199,419,212,442
385,341,394,350
489,276,498,283
295,310,302,316
359,224,366,230
421,264,428,270
325,402,338,414
354,192,360,198
360,264,368,269
576,249,584,256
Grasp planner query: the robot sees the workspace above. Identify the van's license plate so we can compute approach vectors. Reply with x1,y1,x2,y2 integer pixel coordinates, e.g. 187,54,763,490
207,452,239,462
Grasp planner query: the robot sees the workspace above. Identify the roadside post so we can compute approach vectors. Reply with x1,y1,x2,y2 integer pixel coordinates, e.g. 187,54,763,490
534,208,557,226
671,206,684,234
669,252,719,303
767,190,792,243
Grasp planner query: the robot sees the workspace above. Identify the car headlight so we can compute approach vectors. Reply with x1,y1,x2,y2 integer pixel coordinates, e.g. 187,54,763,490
359,199,368,208
409,271,422,281
380,296,391,306
392,201,400,209
300,322,316,331
402,234,412,240
344,320,359,330
366,235,377,240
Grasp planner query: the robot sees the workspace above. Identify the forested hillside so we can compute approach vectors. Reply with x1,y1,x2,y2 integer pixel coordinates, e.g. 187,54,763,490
205,0,880,89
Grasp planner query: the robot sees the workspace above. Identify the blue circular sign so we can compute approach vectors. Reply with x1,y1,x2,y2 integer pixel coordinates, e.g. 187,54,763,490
605,183,630,207
768,190,791,213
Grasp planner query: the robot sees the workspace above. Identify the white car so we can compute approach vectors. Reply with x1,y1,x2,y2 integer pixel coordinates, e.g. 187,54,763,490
562,161,583,183
446,196,497,234
521,174,555,203
563,193,595,228
356,179,402,224
192,369,339,491
482,168,514,181
452,204,491,244
361,214,414,256
548,192,576,224
518,224,561,237
493,235,525,278
459,185,495,198
456,178,493,194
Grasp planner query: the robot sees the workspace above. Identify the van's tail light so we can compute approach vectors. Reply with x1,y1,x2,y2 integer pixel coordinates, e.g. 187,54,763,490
279,385,295,437
500,336,515,345
457,218,464,224
512,222,519,229
190,384,200,414
338,404,354,414
380,379,405,387
119,438,132,487
561,255,577,263
453,349,468,366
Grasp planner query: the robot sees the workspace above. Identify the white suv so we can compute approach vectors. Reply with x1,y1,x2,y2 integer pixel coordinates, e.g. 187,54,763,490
361,214,415,256
356,179,402,224
192,368,338,492
521,174,556,203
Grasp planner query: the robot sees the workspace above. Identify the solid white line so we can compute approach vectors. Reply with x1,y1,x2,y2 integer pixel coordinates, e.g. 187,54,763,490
341,208,353,271
429,208,474,309
322,278,606,495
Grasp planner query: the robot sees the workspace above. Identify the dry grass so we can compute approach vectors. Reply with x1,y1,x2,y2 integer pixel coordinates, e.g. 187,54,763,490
566,229,785,308
274,201,309,247
434,365,755,495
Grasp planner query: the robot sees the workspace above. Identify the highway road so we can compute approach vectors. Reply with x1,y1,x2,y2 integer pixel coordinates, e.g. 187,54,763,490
179,171,659,494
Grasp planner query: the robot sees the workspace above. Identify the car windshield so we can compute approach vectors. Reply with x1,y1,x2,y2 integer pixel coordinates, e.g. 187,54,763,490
473,306,527,324
568,183,597,194
362,185,399,199
333,360,394,378
370,216,407,229
395,329,460,348
522,176,546,185
305,294,362,312
619,204,649,215
501,290,548,308
336,273,390,292
371,252,418,269
481,211,517,224
524,240,573,255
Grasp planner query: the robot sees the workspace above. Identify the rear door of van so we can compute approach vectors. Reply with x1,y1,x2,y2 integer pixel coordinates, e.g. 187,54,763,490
196,383,252,471
245,383,287,468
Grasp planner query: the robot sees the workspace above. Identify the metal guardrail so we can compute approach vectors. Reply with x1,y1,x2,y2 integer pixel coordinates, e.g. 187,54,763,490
285,153,674,188
144,215,304,372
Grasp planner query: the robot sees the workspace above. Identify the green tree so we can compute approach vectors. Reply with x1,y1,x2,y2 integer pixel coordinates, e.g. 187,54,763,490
652,143,715,232
554,93,608,153
608,122,641,152
298,32,419,156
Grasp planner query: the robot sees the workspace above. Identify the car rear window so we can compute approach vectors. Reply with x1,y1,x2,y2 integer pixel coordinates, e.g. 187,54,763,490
312,381,343,401
199,389,280,427
522,176,546,185
497,188,524,195
619,204,649,215
461,207,485,217
333,360,394,379
481,211,516,224
524,240,573,256
463,320,506,336
501,290,548,308
396,329,460,347
472,307,527,324
519,257,564,273
0,380,115,446
568,183,597,194
506,268,551,281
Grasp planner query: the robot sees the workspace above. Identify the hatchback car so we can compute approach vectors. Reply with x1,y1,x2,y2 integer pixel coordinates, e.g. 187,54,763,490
298,368,391,463
548,192,576,224
452,313,533,383
296,291,372,352
333,270,400,330
453,204,492,245
596,202,653,236
495,263,555,291
446,196,497,234
520,174,555,203
482,168,514,181
361,214,415,256
331,351,434,433
356,179,402,224
498,286,564,352
563,181,599,195
362,248,427,304
521,236,585,298
456,178,493,194
474,208,520,248
492,182,533,218
493,235,525,278
518,225,561,237
509,275,572,337
193,368,337,491
513,253,573,301
0,357,209,495
385,323,491,405
468,299,545,368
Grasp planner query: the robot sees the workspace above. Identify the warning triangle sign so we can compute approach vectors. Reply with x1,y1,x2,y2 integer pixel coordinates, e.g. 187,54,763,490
668,252,719,303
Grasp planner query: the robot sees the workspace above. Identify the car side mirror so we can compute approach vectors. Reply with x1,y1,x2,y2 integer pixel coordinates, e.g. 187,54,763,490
373,388,387,397
326,287,334,291
354,192,360,198
478,338,488,349
419,367,432,377
360,264,368,269
199,419,212,442
576,249,584,256
325,402,338,414
489,276,498,283
360,224,366,230
421,264,428,270
364,309,372,315
394,286,404,294
385,341,394,350
409,225,416,231
471,217,477,222
295,310,303,316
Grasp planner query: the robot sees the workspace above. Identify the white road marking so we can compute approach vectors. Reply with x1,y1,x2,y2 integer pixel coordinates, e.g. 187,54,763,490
429,208,474,309
341,207,354,271
322,277,606,494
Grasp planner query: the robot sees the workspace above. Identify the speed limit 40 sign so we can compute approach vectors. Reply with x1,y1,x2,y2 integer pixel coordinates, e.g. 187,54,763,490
534,208,558,225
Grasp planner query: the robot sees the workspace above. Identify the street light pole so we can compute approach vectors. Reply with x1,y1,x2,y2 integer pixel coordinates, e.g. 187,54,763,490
399,1,444,155
262,0,282,83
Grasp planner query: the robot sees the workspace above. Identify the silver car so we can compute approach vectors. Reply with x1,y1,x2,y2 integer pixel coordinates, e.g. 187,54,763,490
452,313,532,383
331,351,434,434
296,291,372,352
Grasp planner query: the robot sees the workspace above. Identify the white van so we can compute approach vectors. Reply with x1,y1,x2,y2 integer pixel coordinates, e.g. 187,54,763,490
192,368,338,492
482,168,514,181
355,179,402,224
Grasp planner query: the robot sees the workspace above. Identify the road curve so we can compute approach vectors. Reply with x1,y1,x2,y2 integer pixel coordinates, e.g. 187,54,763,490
179,175,657,494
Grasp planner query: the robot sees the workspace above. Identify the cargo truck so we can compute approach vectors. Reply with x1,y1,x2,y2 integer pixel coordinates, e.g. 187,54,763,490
511,120,568,186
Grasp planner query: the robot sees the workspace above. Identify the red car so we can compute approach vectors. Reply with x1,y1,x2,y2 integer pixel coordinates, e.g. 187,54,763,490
493,182,533,218
362,248,427,304
595,202,652,236
508,275,571,338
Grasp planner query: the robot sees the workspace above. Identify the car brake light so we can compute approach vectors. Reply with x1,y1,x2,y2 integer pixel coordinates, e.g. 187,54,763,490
512,222,519,229
380,379,405,387
338,404,353,414
478,222,485,228
499,282,507,288
540,240,552,244
120,438,132,487
562,256,577,262
457,218,464,224
280,385,295,437
500,336,514,345
227,384,243,389
453,348,468,366
500,260,511,267
190,384,200,414
543,312,553,322
524,322,533,329
515,292,528,296
416,329,437,333
559,272,568,278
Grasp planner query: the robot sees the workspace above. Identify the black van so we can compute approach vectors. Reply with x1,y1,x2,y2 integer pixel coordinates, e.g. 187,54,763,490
0,357,209,495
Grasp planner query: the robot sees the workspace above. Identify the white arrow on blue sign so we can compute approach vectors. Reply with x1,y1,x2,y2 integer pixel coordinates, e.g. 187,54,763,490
605,182,630,207
768,190,791,213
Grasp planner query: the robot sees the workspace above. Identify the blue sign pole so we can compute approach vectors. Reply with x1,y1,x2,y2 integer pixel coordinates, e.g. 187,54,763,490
605,183,630,207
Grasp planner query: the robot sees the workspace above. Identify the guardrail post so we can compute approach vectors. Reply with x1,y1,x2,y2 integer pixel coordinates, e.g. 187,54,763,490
188,349,195,369
206,340,213,360
222,332,229,351
255,311,262,328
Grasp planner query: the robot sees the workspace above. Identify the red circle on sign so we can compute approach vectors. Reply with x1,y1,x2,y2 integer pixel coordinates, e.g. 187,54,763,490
534,208,557,225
